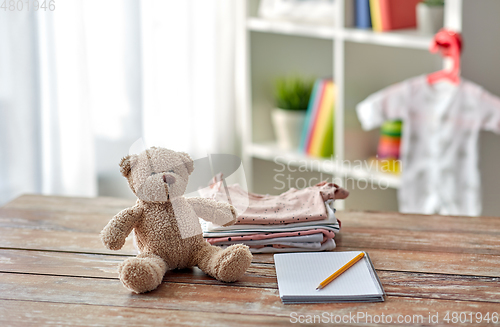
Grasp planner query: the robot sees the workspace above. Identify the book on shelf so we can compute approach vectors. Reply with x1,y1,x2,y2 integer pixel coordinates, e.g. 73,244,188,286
355,0,372,29
370,0,421,32
299,79,324,152
369,0,383,31
309,81,335,157
299,78,335,158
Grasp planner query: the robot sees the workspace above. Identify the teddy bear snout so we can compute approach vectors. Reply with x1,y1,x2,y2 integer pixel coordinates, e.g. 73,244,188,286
162,174,176,185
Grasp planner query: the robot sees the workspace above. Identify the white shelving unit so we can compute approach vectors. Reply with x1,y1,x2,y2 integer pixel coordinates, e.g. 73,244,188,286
247,17,432,49
238,0,462,211
249,142,402,189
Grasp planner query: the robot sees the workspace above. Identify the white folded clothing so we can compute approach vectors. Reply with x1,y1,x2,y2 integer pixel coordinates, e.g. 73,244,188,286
213,233,324,246
201,198,339,254
218,238,336,254
203,224,339,238
249,241,322,249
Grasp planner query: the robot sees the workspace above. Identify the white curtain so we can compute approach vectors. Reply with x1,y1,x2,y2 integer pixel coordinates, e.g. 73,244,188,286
0,0,238,205
0,2,96,204
141,0,238,158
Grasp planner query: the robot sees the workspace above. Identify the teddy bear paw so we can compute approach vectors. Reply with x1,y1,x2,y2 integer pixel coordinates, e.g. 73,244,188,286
213,244,252,282
100,232,126,251
118,257,165,293
220,205,238,227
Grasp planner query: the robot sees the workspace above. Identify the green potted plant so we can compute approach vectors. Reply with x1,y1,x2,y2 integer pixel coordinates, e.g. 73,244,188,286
272,75,314,150
417,0,444,35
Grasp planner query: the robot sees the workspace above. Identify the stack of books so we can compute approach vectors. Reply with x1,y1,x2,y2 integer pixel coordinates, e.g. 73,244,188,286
355,0,421,32
299,79,335,158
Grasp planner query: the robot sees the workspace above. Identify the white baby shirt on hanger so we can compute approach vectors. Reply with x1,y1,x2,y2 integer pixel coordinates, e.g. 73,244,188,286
356,75,500,216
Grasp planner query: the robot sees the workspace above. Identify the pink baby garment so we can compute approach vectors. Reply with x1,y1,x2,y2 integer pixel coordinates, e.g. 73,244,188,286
357,75,500,216
206,228,337,245
201,178,348,225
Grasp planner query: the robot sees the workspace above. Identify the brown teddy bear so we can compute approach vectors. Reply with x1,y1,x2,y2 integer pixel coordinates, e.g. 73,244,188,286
100,147,253,293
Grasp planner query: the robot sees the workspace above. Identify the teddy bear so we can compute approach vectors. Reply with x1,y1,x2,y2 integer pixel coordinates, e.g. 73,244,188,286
100,147,253,293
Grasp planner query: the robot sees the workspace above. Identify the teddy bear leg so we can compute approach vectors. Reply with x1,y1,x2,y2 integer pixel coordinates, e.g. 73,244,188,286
118,252,168,293
195,242,252,282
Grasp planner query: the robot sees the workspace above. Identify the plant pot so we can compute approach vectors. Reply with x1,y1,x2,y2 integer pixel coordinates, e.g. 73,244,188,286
271,108,306,150
417,3,444,35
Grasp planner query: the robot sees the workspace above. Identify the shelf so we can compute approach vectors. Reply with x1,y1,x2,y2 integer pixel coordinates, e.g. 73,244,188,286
247,17,336,40
248,141,337,171
242,0,463,210
248,142,401,189
247,18,433,50
342,28,432,50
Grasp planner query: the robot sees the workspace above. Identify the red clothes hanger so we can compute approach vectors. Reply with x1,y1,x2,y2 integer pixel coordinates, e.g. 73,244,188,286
427,28,463,85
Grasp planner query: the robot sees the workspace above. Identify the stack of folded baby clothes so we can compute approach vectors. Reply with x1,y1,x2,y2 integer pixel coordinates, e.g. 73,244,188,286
199,176,348,253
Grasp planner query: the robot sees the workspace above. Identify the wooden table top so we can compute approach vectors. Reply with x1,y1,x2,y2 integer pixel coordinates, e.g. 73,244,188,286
0,195,499,326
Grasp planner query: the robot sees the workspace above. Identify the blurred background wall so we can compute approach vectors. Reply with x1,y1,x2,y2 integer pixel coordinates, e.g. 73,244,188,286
0,0,240,204
0,0,499,217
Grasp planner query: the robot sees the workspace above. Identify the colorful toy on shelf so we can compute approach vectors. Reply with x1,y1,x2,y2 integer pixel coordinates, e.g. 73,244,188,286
377,120,402,159
376,120,402,174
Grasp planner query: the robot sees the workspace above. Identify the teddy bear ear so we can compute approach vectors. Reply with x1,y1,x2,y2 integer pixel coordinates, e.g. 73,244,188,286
119,154,138,178
178,152,194,175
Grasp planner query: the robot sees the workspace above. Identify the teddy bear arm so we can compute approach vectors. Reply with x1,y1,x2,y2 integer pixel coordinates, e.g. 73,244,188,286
186,197,237,226
101,206,143,250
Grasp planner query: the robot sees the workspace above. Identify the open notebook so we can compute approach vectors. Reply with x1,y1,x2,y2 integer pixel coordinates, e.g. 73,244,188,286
274,251,385,304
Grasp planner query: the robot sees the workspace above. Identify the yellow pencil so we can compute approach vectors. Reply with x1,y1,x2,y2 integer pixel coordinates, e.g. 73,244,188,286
316,252,365,290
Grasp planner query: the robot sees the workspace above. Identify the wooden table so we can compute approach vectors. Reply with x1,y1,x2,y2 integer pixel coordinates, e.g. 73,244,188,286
0,195,499,326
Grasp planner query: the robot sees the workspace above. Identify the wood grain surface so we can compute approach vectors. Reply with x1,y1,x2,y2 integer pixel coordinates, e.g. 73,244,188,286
0,194,499,326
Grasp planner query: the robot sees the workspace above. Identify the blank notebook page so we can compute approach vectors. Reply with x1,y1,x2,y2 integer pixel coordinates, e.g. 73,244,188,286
275,251,381,297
